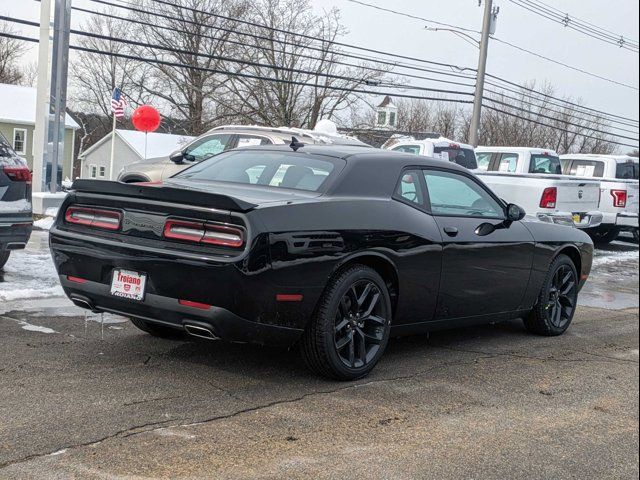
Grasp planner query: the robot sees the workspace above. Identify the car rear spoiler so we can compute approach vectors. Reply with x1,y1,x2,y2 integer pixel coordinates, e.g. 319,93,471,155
70,180,258,212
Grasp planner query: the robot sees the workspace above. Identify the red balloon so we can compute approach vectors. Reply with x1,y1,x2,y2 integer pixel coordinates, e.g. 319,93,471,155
132,105,161,133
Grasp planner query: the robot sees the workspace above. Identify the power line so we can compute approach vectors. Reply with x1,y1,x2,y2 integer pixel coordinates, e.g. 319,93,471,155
506,0,638,51
345,0,640,91
343,0,480,34
68,3,478,89
491,37,639,91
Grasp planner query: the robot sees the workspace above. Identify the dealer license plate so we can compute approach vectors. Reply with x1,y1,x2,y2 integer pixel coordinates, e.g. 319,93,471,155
572,214,582,224
110,269,147,301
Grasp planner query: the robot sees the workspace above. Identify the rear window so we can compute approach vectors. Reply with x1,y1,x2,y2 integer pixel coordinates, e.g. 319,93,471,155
529,154,562,174
616,162,639,179
0,135,27,167
392,144,421,155
175,150,343,192
565,160,605,177
433,147,478,170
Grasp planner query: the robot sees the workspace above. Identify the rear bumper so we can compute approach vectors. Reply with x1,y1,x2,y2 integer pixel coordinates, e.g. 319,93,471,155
616,212,638,229
60,275,303,346
0,213,33,250
535,211,603,229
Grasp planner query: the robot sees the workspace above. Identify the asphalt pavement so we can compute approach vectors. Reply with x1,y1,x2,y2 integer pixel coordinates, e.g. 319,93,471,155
0,232,637,479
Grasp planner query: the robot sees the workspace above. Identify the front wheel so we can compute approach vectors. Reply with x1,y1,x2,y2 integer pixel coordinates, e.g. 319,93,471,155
300,265,392,380
524,254,578,336
0,250,10,270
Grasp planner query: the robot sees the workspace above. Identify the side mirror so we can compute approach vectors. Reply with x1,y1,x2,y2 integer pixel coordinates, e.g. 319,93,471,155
506,203,526,222
475,222,496,236
169,150,185,164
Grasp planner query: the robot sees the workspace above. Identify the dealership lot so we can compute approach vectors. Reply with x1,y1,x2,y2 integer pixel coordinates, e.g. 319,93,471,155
0,232,638,479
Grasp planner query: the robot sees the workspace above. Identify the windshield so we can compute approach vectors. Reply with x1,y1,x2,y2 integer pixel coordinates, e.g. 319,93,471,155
175,150,344,192
433,147,478,170
529,154,562,174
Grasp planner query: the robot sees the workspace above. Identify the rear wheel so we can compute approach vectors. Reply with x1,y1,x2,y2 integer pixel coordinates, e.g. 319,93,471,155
524,254,578,336
0,250,10,269
129,318,185,339
587,226,620,245
301,265,392,380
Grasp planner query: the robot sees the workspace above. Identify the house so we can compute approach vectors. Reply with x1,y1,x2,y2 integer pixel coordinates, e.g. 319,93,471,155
0,83,79,181
79,129,194,180
375,96,398,129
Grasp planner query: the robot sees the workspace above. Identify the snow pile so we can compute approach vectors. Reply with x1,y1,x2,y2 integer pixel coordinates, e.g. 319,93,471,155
0,199,31,212
33,217,55,230
592,247,639,267
0,238,63,302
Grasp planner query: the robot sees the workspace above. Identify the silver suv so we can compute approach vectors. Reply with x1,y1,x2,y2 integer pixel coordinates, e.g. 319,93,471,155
117,125,369,183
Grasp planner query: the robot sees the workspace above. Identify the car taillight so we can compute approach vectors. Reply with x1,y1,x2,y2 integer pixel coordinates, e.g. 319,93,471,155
65,206,122,230
163,220,244,248
539,187,557,209
610,189,627,208
3,166,32,183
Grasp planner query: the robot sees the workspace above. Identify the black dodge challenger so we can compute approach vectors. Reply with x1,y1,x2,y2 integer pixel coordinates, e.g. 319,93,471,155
50,145,593,380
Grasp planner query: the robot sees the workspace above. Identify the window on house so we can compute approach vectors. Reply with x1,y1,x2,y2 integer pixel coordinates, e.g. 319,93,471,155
90,165,97,178
377,111,387,125
99,166,106,178
389,112,397,127
13,129,27,155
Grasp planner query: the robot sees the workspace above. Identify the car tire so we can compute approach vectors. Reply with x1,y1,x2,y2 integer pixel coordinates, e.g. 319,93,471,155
129,318,185,339
523,254,578,337
587,226,620,245
0,250,10,270
300,265,392,381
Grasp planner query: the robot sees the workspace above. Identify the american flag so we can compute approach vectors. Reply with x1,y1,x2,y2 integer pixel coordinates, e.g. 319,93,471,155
111,87,126,118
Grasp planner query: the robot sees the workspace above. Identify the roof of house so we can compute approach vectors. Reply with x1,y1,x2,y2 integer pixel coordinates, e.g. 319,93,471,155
80,129,195,159
0,83,80,129
377,95,396,108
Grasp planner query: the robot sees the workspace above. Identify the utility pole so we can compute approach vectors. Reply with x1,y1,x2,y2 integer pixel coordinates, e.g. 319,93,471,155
469,0,498,147
33,0,72,194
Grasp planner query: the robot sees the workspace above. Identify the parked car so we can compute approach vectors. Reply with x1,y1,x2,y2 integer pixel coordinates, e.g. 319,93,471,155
474,147,603,229
560,154,639,243
0,134,33,269
117,124,370,183
384,136,478,170
51,145,593,380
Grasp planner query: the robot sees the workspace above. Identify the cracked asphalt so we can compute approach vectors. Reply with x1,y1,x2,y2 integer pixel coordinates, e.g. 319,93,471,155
0,234,638,479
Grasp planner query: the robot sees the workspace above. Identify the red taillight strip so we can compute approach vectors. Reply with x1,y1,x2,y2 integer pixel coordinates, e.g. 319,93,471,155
539,187,557,209
67,275,87,284
164,219,244,248
610,189,627,208
179,299,212,310
3,166,32,183
276,294,304,302
65,206,122,231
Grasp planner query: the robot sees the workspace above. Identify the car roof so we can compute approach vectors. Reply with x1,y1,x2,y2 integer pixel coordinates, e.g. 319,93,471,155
230,144,472,171
391,136,474,150
559,153,639,164
207,125,369,146
475,146,560,156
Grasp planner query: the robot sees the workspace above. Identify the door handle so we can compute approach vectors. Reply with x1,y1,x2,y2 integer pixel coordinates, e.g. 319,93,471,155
443,226,459,237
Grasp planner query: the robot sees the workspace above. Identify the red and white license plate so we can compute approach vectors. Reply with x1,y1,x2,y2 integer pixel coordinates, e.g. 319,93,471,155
110,269,147,301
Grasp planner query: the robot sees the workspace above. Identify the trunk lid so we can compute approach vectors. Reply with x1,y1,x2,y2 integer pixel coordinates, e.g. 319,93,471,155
554,179,600,213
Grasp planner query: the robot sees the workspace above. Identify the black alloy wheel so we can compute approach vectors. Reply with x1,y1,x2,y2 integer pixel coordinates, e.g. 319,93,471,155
301,265,392,380
333,280,387,369
524,254,578,336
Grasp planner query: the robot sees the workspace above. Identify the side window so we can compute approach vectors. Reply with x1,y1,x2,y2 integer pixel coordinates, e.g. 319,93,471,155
236,135,272,148
424,170,504,218
475,152,492,171
392,145,421,155
496,153,518,172
99,166,106,178
394,169,425,207
616,162,639,180
90,165,97,178
183,134,233,162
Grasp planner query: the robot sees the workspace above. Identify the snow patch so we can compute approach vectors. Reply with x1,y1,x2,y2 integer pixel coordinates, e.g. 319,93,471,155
20,321,56,334
33,216,55,231
592,249,639,266
0,199,31,212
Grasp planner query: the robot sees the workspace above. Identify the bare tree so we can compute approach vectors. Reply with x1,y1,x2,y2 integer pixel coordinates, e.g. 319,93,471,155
69,7,147,146
220,0,386,129
131,0,248,135
0,23,27,84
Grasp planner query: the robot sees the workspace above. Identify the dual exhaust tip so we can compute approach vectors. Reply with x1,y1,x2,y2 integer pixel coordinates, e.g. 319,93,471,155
70,295,218,341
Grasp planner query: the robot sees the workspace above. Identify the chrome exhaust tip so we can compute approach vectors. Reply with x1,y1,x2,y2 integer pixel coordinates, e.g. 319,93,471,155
183,323,218,340
70,295,98,312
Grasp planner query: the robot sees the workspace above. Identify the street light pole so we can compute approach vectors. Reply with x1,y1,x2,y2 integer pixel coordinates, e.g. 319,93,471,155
469,0,496,147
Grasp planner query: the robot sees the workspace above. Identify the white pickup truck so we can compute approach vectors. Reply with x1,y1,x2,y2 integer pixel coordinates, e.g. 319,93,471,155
383,136,479,170
474,147,603,229
560,154,639,243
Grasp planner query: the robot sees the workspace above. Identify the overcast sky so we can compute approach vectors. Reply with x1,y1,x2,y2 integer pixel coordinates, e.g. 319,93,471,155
3,0,639,124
